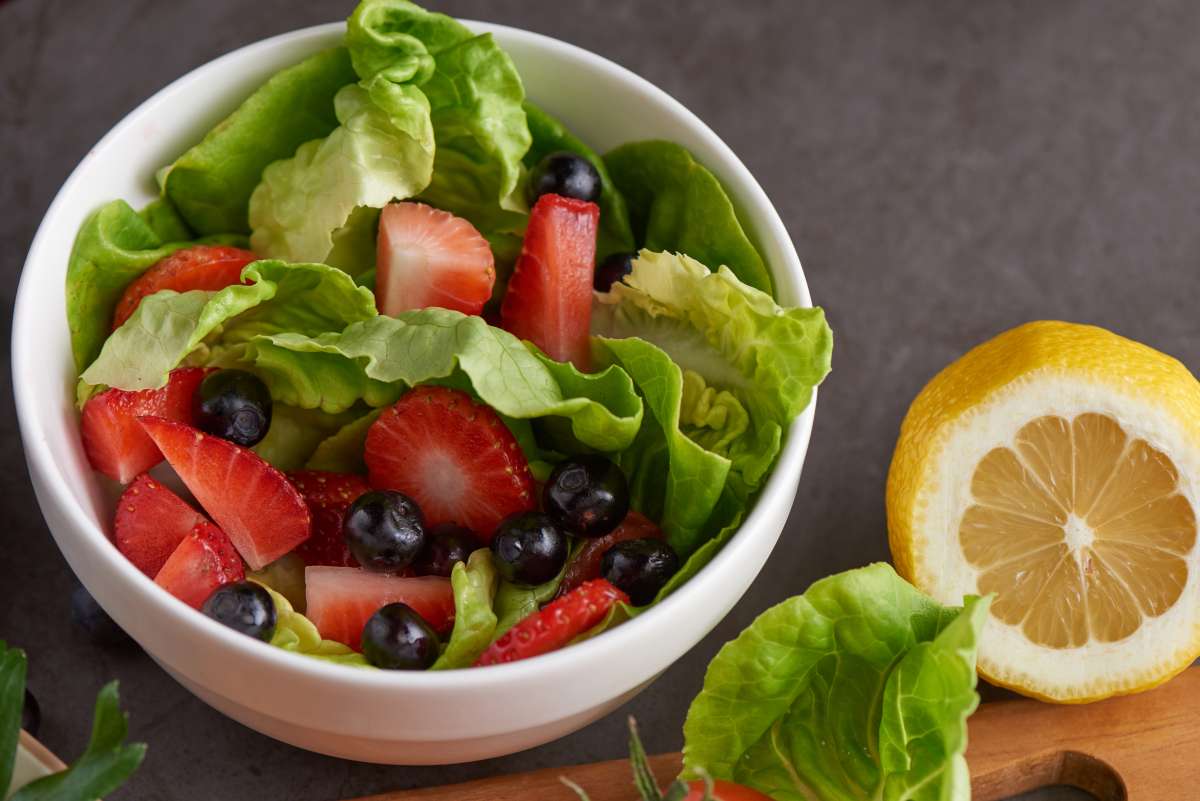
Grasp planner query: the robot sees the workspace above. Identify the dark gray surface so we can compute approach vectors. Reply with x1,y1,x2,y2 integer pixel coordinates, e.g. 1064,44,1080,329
11,0,1199,798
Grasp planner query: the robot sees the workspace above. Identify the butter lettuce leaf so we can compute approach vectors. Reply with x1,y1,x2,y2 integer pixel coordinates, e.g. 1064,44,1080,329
65,199,245,373
79,260,376,392
524,101,633,260
682,564,987,801
306,409,382,473
162,46,357,235
593,251,831,554
605,140,773,295
255,583,373,668
431,549,498,670
248,77,434,263
252,405,361,472
245,309,643,451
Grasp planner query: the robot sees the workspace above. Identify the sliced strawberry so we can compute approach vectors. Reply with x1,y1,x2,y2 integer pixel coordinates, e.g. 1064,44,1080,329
376,202,495,317
288,471,370,567
114,474,208,577
305,566,455,649
81,367,210,484
475,579,628,666
153,520,244,608
365,386,535,541
557,510,662,598
139,417,310,570
499,194,598,369
112,245,257,330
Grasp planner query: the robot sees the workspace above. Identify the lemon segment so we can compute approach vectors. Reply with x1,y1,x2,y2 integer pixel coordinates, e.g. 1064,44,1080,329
887,321,1200,703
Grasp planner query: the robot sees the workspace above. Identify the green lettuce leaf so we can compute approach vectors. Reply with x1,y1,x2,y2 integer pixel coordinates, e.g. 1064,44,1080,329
248,76,434,263
493,569,565,640
79,260,376,393
248,553,307,613
593,251,831,554
681,564,988,801
162,46,357,235
65,199,245,373
255,583,373,668
305,409,382,473
605,140,773,295
10,682,145,801
524,101,634,260
0,642,26,796
252,405,361,472
347,0,531,238
137,197,192,242
431,549,499,670
245,309,644,451
326,206,382,279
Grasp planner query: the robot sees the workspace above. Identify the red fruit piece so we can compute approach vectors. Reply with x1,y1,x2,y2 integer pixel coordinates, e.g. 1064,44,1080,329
114,474,207,577
288,471,370,567
112,245,257,330
475,579,628,666
305,566,455,649
376,202,495,317
365,386,535,541
557,510,662,598
81,367,210,484
500,194,598,370
139,417,311,570
153,520,244,609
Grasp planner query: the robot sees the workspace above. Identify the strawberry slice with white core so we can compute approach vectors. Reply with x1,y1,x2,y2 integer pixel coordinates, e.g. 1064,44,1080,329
138,417,311,570
154,520,244,609
365,386,536,541
376,202,495,317
81,367,209,484
305,566,455,649
114,473,207,577
500,194,599,370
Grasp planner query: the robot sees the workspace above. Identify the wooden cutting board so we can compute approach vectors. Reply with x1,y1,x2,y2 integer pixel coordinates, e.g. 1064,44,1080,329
352,666,1200,801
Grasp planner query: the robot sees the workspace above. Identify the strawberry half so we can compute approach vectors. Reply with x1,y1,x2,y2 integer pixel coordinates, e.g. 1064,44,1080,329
364,386,536,541
305,566,455,649
376,202,495,317
114,474,207,577
112,245,257,330
475,579,628,666
81,367,209,484
499,194,598,370
154,520,244,609
288,471,370,567
557,510,662,598
139,417,311,570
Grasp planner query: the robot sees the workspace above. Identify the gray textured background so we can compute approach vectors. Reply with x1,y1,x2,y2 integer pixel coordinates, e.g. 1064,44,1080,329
10,0,1200,798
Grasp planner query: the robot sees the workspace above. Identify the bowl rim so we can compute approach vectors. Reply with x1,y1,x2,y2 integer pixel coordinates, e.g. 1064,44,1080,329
12,19,818,690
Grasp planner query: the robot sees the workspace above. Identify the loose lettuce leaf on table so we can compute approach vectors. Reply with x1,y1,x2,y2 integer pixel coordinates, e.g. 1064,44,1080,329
605,140,773,295
244,308,644,451
79,260,376,394
431,549,499,669
524,101,634,260
682,564,988,801
163,46,357,235
593,251,831,555
65,199,245,373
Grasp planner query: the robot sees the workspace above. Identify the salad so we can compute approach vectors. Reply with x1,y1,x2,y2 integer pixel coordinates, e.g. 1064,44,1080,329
65,0,832,671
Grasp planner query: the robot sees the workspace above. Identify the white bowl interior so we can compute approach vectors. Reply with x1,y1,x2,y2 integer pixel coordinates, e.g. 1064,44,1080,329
12,21,815,762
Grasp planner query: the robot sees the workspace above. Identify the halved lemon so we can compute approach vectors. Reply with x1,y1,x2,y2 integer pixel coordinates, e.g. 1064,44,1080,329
888,321,1200,702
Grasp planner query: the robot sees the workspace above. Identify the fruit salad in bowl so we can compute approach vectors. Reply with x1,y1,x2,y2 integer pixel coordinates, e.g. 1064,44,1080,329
16,0,828,761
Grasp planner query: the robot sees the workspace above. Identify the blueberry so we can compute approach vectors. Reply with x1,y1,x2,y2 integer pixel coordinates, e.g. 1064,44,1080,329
594,252,634,292
491,512,569,585
343,490,426,572
361,603,440,670
201,581,277,642
194,369,273,447
543,455,629,538
413,523,479,577
70,584,131,646
529,151,602,203
600,538,680,606
22,689,40,736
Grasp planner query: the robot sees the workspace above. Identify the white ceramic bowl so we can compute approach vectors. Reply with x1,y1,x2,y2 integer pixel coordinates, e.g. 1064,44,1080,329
12,20,816,764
